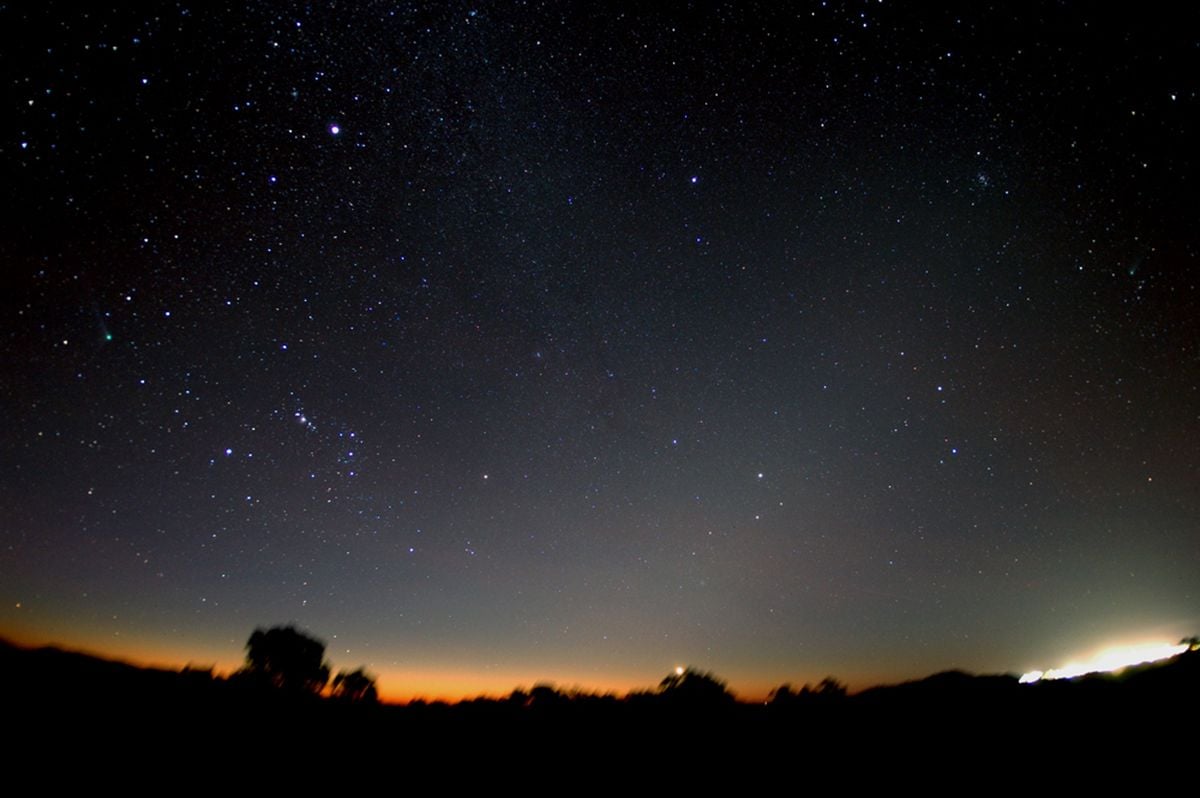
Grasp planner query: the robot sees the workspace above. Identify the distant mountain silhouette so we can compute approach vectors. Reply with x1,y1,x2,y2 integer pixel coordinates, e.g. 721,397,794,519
3,636,1195,771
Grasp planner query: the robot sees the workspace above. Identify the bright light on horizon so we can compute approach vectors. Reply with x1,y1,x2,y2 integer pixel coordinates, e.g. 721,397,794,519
1019,641,1188,684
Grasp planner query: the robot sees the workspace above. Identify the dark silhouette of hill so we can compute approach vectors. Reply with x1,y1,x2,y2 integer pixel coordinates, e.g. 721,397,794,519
3,635,1196,771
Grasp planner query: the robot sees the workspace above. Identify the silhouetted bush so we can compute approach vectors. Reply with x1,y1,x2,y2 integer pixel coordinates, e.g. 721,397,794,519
332,667,379,703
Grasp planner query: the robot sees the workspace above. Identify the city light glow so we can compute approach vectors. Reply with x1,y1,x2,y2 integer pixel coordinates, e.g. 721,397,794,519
1019,642,1188,684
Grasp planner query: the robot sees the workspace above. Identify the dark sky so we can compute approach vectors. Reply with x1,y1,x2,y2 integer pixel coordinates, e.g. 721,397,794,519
2,1,1197,699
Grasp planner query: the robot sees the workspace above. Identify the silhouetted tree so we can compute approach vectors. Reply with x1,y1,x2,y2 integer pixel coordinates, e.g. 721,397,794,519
528,683,568,709
768,683,797,706
810,676,847,699
770,677,846,707
331,667,378,703
658,667,735,705
242,625,331,694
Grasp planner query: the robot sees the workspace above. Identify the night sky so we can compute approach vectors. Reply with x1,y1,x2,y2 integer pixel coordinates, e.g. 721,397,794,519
3,2,1197,701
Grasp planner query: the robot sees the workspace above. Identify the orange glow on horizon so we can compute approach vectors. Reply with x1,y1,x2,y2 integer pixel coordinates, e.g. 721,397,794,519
0,625,241,676
368,664,662,704
0,628,870,703
17,624,1193,703
0,629,670,703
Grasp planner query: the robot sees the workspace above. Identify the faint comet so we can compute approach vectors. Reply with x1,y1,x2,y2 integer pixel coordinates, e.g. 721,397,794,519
92,303,113,343
1126,253,1145,277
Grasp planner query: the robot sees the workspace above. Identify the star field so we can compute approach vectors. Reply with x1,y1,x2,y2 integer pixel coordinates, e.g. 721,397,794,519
2,2,1197,699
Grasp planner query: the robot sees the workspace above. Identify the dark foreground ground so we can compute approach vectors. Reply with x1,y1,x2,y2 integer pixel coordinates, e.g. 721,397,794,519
4,639,1195,782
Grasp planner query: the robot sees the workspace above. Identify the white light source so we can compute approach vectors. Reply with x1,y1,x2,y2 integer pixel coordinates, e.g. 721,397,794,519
1020,641,1187,683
